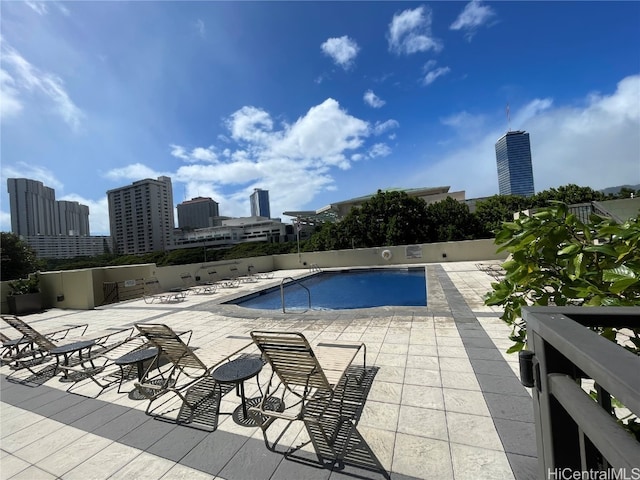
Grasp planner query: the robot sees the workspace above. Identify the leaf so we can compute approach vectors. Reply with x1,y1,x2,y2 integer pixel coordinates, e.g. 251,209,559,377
506,343,524,354
558,244,580,256
603,265,637,283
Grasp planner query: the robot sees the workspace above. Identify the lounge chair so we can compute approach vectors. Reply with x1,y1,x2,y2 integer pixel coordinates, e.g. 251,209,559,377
142,277,187,304
248,331,366,457
59,334,152,396
1,323,88,362
1,315,133,377
179,272,217,295
133,323,253,416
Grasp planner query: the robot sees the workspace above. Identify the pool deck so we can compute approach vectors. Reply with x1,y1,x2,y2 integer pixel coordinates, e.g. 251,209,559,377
0,261,538,480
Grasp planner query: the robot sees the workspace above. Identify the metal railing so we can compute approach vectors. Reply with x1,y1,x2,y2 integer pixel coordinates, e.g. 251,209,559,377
309,263,322,272
280,277,311,313
520,306,640,477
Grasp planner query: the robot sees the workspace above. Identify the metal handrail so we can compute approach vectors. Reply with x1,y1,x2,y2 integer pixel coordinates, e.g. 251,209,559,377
280,277,311,313
309,264,322,272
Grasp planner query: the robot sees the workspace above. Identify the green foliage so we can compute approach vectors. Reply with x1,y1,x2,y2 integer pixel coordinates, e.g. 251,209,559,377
474,195,531,237
484,202,640,354
0,232,42,281
424,197,482,242
7,274,40,295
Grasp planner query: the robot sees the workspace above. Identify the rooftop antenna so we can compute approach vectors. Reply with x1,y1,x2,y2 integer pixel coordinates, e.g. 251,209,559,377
506,103,511,132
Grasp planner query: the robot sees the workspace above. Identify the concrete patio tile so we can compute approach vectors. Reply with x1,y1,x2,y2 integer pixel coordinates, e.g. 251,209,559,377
436,336,464,347
492,418,537,457
443,389,490,416
271,450,331,480
446,411,503,450
407,344,438,356
397,405,448,441
179,430,249,476
404,367,441,387
407,333,437,345
359,400,400,431
1,417,65,453
440,370,481,391
36,433,113,477
380,343,409,355
357,425,395,471
368,381,402,404
108,451,176,479
373,365,405,384
483,393,534,423
217,435,284,480
392,433,453,479
375,353,407,368
476,373,531,397
438,357,474,373
450,443,514,480
436,346,469,358
406,354,439,369
146,423,210,463
160,462,215,479
384,333,410,344
401,385,444,410
0,453,31,478
63,439,143,480
12,424,87,464
9,465,57,480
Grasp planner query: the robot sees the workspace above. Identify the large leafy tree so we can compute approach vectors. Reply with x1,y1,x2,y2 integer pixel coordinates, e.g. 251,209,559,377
474,195,531,237
424,196,483,242
531,184,605,208
0,232,42,281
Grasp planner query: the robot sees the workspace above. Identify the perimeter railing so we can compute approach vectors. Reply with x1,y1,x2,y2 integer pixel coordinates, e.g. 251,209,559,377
520,306,640,478
280,277,311,313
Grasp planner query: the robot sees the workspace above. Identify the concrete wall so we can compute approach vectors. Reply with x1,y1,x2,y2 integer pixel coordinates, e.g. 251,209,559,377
0,238,504,313
272,238,506,270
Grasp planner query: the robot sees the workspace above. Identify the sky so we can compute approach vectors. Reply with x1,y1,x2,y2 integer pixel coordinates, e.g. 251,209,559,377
1,1,639,236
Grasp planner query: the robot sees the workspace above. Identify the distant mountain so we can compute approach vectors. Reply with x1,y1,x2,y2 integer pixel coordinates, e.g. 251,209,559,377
600,184,640,195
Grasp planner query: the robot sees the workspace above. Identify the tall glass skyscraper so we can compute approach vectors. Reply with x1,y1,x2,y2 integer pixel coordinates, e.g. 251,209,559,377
495,130,535,197
250,188,271,218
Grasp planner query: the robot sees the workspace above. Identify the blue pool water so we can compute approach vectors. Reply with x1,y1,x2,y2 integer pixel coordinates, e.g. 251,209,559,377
232,269,427,310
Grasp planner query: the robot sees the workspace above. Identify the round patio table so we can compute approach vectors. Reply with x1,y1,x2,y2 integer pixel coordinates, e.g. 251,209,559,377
211,357,263,421
50,340,95,380
114,347,159,393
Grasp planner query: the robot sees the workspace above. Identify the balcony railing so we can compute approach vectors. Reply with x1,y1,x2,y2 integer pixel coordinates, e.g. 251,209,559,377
521,306,640,478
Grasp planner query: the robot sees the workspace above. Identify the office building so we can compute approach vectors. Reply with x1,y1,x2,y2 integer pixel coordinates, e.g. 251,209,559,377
25,235,112,259
495,131,535,196
107,176,175,255
177,197,220,229
250,188,271,218
55,200,90,236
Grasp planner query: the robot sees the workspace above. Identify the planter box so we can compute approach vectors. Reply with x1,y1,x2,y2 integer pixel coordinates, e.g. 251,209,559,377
7,293,43,315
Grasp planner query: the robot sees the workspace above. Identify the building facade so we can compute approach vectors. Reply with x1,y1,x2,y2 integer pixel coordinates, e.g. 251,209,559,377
25,235,112,259
495,131,535,196
107,176,175,254
55,200,90,236
250,188,271,218
177,197,220,229
8,178,58,236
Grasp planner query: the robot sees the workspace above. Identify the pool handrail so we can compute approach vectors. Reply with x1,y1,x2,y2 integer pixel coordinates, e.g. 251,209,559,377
280,277,311,313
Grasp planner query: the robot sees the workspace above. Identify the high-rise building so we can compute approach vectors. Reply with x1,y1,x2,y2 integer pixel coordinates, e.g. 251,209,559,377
7,178,58,236
177,197,220,229
107,176,175,254
250,188,271,218
8,178,91,236
495,130,535,197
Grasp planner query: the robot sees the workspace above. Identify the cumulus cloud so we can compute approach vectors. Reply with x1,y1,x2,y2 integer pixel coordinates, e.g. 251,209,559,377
1,40,83,130
450,0,496,40
423,60,451,86
108,98,384,220
1,162,64,191
363,90,385,108
321,36,360,70
388,6,442,55
412,74,640,198
373,119,400,136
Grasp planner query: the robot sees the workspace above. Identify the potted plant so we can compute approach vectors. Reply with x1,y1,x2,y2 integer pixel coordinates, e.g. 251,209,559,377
7,274,43,315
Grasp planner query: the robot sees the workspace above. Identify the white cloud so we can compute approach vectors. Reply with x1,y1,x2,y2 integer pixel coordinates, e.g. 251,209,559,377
227,106,275,144
195,19,206,38
170,144,217,163
0,69,23,119
1,162,64,191
414,74,640,198
368,143,392,158
364,90,385,108
388,6,442,55
373,119,400,136
321,36,360,69
1,41,83,130
59,194,110,236
423,61,451,86
450,0,496,40
25,1,48,15
104,163,164,181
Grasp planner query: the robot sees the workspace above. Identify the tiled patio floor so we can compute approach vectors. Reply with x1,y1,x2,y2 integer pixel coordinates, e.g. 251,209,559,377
0,262,538,480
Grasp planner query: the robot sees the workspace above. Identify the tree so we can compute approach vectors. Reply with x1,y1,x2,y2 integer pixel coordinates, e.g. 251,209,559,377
473,195,531,237
424,196,482,242
0,232,42,281
484,202,640,354
531,184,605,208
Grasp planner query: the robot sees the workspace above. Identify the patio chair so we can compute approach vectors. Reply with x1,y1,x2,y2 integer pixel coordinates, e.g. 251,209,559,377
1,322,88,362
179,272,217,295
248,331,366,457
1,315,134,376
143,277,187,304
133,323,253,416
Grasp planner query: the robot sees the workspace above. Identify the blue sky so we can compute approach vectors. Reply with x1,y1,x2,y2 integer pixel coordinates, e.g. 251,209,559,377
1,1,639,236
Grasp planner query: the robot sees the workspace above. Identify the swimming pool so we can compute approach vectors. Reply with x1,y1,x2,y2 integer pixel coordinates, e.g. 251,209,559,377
230,268,427,310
